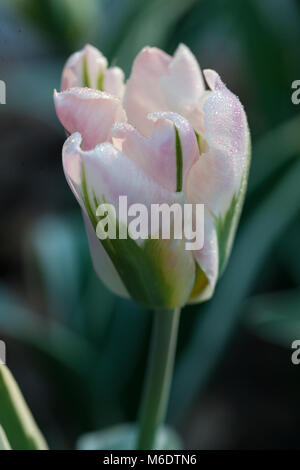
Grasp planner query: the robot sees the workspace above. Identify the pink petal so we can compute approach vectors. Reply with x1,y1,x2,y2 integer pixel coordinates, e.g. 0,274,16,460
188,70,250,216
124,44,206,135
62,132,185,231
186,71,250,299
124,47,171,135
61,44,107,90
61,44,125,98
54,87,126,150
160,44,205,133
62,133,195,302
104,67,125,99
112,112,199,193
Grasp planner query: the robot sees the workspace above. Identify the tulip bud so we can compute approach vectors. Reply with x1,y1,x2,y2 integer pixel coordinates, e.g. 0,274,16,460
54,44,250,307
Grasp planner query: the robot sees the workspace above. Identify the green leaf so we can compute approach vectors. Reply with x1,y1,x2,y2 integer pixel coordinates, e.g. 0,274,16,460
0,365,48,450
77,423,182,450
0,426,11,450
0,285,100,378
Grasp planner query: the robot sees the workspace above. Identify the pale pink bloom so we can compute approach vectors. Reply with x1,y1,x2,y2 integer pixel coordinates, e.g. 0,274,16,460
54,44,250,306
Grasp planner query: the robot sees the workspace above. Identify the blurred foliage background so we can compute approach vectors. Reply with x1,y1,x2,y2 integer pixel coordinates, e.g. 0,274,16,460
0,0,300,449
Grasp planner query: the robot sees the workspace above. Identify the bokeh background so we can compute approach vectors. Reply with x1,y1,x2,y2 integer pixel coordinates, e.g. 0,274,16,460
1,0,300,449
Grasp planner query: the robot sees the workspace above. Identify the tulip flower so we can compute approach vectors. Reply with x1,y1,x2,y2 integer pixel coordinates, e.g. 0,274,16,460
54,43,250,450
54,43,250,308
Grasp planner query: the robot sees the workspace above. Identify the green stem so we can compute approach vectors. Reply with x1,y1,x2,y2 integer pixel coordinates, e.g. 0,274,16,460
136,308,181,450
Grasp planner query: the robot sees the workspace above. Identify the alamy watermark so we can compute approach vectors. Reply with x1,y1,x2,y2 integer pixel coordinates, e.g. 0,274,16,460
0,340,6,365
291,340,300,365
291,80,300,105
95,196,205,251
0,80,6,104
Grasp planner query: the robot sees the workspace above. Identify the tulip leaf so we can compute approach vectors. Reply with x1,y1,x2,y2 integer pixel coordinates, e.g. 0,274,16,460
0,365,48,450
0,284,100,379
0,426,11,450
97,72,104,92
77,423,182,450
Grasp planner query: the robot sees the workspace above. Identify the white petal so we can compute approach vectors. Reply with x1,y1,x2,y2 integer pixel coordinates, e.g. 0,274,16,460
124,44,206,135
189,70,250,216
54,87,126,150
112,112,199,193
62,133,185,234
124,46,171,135
160,44,205,132
61,44,107,90
104,67,125,99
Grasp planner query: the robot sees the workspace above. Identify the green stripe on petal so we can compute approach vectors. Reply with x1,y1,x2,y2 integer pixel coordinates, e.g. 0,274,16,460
194,131,202,154
83,55,90,88
97,72,104,91
214,193,238,275
175,125,183,192
81,163,98,227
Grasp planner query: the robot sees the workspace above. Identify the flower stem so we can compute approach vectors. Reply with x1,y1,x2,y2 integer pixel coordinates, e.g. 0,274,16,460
136,307,181,450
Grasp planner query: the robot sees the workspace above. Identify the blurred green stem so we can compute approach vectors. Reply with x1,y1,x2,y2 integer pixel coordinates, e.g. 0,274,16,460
137,308,181,450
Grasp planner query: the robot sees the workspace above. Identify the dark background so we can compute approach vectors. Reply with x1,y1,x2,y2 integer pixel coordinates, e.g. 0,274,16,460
1,0,300,449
